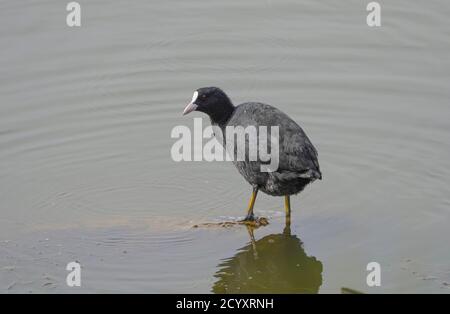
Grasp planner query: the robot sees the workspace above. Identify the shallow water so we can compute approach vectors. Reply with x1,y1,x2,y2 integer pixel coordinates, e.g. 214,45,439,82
1,0,450,293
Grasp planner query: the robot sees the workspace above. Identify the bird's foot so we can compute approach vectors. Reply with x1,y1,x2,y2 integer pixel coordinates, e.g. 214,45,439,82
239,215,269,228
191,215,269,229
242,213,255,222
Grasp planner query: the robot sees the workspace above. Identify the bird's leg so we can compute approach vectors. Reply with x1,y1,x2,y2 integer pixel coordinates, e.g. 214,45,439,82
282,219,292,236
243,187,258,221
246,225,256,246
245,225,259,259
284,195,291,227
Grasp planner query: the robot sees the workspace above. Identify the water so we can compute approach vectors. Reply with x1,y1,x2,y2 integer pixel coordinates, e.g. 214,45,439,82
1,0,449,293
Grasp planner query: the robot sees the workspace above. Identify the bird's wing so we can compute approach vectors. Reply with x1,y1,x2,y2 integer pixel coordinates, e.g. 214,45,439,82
230,103,321,179
279,129,321,179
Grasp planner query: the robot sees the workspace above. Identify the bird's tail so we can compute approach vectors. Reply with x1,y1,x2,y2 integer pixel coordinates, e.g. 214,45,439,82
298,168,322,180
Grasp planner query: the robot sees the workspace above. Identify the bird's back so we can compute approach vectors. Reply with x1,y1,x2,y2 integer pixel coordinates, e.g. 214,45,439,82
224,102,321,195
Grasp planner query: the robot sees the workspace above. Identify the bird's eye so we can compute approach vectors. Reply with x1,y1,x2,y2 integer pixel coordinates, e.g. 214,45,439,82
202,94,207,99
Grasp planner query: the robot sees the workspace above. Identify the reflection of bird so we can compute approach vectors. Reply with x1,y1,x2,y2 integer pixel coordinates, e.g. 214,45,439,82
211,224,323,293
183,87,321,224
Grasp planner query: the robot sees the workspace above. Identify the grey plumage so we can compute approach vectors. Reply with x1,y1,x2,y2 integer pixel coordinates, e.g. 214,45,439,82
220,102,321,196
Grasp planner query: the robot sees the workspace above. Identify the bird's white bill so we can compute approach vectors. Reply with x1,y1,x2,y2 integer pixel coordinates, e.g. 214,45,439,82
183,102,198,115
183,91,198,115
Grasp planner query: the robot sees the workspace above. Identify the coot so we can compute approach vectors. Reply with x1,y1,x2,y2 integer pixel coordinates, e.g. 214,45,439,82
183,87,321,224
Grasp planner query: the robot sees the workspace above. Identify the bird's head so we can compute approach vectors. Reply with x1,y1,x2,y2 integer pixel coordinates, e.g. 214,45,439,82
183,87,234,125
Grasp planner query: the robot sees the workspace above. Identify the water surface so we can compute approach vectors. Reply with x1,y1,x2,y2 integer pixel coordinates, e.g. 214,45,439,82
1,0,450,293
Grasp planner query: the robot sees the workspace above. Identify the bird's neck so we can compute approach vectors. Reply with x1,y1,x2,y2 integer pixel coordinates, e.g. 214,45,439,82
209,101,235,128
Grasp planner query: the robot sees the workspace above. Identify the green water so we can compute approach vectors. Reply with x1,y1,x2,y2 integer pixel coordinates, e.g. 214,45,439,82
1,0,449,293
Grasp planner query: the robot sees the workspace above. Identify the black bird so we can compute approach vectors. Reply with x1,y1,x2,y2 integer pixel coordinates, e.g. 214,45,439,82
183,87,321,224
